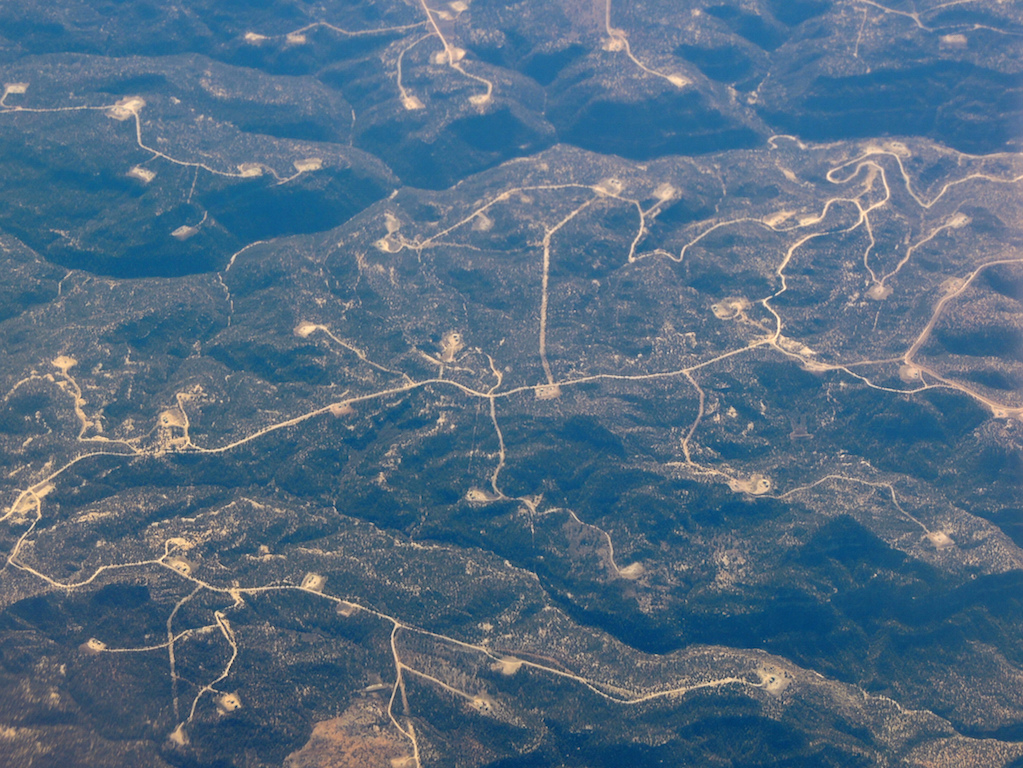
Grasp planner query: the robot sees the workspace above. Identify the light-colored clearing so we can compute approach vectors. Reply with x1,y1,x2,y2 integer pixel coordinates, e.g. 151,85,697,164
166,557,194,577
12,484,53,515
285,32,307,45
243,32,268,43
777,336,815,357
925,531,954,549
293,157,323,172
217,693,242,714
534,383,562,400
711,297,749,320
866,283,893,300
898,364,921,383
336,601,357,617
728,474,772,495
940,33,967,47
882,140,911,157
237,163,263,178
490,656,523,675
127,166,156,183
168,724,189,746
618,562,645,580
106,96,145,121
802,360,830,373
763,210,795,227
653,183,678,202
159,409,187,428
171,225,198,241
595,177,623,196
469,694,496,714
940,277,966,296
330,403,355,417
53,355,77,371
4,82,28,94
301,572,327,592
433,47,466,64
294,321,319,338
465,488,499,503
440,331,465,363
82,638,107,654
757,665,791,696
401,94,425,110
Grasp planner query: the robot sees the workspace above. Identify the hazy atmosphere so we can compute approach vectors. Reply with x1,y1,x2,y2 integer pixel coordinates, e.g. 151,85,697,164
1,1,1022,766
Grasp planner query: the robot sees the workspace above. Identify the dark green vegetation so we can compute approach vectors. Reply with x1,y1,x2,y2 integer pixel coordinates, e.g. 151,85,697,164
0,0,1017,276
